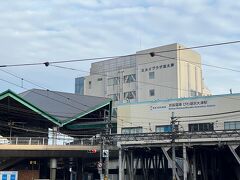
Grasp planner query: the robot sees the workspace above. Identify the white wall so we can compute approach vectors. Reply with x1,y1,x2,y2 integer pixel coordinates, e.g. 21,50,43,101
117,93,240,133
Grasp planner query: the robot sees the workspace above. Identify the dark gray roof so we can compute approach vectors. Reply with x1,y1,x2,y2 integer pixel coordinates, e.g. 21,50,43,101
19,89,111,122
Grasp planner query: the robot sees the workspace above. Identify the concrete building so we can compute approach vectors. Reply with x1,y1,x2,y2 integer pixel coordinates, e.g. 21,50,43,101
75,43,211,105
116,93,240,180
117,93,240,135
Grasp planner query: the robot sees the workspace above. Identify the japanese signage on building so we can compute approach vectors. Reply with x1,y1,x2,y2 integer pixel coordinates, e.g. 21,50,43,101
150,100,216,111
141,63,174,72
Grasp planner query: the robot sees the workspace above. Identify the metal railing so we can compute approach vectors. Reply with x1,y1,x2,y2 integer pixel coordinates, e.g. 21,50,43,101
0,137,101,146
111,130,240,142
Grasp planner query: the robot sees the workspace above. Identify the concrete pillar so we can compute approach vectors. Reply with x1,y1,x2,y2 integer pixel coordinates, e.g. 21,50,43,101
50,158,57,180
119,148,123,180
77,158,83,180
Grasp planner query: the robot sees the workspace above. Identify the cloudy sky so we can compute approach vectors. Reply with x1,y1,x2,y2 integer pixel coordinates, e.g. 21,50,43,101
0,0,239,95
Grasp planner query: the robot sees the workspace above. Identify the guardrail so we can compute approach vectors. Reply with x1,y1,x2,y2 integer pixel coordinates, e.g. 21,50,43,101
0,137,101,146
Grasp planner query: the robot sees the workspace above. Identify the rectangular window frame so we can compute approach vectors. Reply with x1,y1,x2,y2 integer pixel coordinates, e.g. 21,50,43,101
121,127,143,134
149,71,155,79
124,91,136,100
124,74,136,83
188,123,214,132
108,77,120,86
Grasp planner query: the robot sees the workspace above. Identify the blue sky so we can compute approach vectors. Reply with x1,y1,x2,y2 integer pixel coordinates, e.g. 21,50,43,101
0,0,239,95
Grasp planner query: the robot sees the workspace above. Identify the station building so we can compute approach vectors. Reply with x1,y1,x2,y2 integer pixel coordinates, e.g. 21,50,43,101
117,92,240,135
0,89,114,180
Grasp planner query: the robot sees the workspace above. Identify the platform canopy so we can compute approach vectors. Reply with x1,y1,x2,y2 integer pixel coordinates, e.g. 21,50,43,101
0,89,113,137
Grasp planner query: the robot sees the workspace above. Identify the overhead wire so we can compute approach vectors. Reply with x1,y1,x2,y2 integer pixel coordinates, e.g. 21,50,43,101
0,68,91,109
0,40,239,68
1,40,240,134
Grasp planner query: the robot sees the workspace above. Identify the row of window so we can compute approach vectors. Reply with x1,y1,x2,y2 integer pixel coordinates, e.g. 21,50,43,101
109,91,136,101
121,121,240,134
110,89,155,101
107,71,156,86
108,74,136,86
88,71,157,89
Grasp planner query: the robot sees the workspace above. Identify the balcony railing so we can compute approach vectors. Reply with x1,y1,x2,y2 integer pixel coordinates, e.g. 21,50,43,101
0,137,101,146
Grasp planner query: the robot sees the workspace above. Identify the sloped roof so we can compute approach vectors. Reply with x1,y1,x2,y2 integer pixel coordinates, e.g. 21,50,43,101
0,89,111,127
19,89,111,125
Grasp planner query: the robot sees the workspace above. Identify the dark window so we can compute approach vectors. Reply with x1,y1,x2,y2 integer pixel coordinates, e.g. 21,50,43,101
124,91,136,100
189,123,214,132
149,89,155,96
124,74,136,83
88,81,92,89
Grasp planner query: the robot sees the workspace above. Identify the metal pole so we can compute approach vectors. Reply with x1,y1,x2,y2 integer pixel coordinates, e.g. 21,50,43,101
171,112,177,180
193,150,197,180
99,133,103,180
103,108,111,180
183,143,187,180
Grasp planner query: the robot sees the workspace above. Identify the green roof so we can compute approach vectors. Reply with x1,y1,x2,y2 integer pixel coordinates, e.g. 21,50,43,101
0,89,112,128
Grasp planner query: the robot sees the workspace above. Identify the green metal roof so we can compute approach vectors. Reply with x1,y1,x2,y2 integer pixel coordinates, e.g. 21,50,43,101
0,89,112,128
0,89,61,126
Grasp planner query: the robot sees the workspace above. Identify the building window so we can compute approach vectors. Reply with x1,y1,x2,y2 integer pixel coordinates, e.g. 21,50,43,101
97,78,102,81
224,121,240,130
88,81,92,89
124,91,136,100
149,71,155,79
124,74,136,83
156,125,177,132
189,123,214,132
108,77,120,86
122,127,142,134
112,108,117,117
75,77,85,95
149,89,155,96
109,94,120,101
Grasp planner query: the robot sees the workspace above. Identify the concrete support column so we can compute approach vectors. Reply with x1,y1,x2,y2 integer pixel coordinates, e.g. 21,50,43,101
183,144,188,180
77,158,83,180
50,158,57,180
119,148,123,180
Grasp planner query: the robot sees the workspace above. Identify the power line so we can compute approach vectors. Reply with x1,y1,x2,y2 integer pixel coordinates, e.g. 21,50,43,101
0,68,91,109
0,40,240,68
0,78,91,115
50,64,240,105
149,53,240,73
177,109,240,121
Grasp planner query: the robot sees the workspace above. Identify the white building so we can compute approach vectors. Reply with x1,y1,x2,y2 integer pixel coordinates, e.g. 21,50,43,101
75,43,211,106
117,93,240,134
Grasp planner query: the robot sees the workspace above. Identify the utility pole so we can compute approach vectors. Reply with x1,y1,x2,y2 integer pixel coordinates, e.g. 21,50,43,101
99,108,111,180
171,112,177,180
98,133,104,180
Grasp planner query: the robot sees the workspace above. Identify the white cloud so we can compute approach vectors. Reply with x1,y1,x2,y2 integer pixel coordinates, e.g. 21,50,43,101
0,0,239,95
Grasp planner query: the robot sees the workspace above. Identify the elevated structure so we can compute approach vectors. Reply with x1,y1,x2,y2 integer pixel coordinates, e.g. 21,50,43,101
0,89,113,180
117,93,240,134
117,93,240,180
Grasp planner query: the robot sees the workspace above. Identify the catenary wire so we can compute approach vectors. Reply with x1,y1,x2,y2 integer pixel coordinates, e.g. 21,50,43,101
0,68,92,109
0,40,239,68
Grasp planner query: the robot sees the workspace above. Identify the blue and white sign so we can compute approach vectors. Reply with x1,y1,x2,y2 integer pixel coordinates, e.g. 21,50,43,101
0,171,18,180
